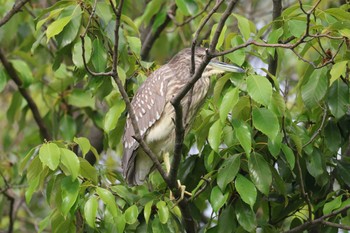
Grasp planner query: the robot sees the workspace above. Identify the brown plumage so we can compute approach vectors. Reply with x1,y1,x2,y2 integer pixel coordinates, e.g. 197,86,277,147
122,47,244,185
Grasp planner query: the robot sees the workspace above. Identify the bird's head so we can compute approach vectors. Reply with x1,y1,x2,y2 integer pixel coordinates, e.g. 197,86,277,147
169,47,245,77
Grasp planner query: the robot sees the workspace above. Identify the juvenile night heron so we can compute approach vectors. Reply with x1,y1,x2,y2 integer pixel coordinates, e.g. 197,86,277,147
122,47,244,185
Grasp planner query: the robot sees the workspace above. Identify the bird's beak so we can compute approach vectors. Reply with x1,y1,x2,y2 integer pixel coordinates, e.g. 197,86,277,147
208,60,245,73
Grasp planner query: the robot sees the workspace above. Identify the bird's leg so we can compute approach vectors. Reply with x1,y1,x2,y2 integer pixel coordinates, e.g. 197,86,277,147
162,153,192,204
163,152,171,175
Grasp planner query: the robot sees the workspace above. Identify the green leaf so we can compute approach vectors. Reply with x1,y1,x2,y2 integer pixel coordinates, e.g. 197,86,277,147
330,61,347,85
301,67,328,108
60,176,80,216
218,205,236,233
151,217,169,233
281,144,295,169
247,75,272,106
156,201,169,224
38,213,51,233
74,137,91,157
268,91,286,117
7,92,23,124
39,143,61,170
91,38,107,72
95,2,113,23
225,35,246,66
144,201,153,224
103,101,126,132
10,59,34,87
46,16,72,41
248,152,272,195
323,195,342,215
117,66,126,85
79,158,98,184
287,20,306,37
72,37,92,68
60,148,80,180
124,205,139,225
252,108,280,140
216,24,227,50
55,7,82,48
208,119,222,152
268,133,282,158
96,187,119,217
336,160,350,187
141,0,164,25
20,147,39,175
219,87,239,123
233,13,254,40
127,36,141,55
84,196,98,228
25,156,43,203
324,120,342,152
306,149,324,179
121,15,140,35
210,186,229,213
0,68,8,92
235,174,257,209
232,119,251,156
327,79,349,119
67,89,95,109
235,200,256,232
268,27,284,44
59,114,76,140
176,0,190,15
110,185,137,204
217,155,241,191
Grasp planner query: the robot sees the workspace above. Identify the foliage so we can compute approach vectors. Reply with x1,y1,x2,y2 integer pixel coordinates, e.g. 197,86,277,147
1,0,350,232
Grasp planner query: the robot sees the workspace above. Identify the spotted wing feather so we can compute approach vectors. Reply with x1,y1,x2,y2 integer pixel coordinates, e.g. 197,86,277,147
122,67,169,184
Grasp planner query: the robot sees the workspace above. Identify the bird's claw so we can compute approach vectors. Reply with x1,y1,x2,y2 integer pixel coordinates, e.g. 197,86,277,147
170,180,192,207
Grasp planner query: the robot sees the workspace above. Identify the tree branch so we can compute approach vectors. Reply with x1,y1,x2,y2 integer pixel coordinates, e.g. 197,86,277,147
283,204,350,233
0,48,52,141
0,0,30,27
266,0,282,84
140,4,176,60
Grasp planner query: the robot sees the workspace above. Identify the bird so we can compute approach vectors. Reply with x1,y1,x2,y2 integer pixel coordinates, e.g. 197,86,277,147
122,47,245,186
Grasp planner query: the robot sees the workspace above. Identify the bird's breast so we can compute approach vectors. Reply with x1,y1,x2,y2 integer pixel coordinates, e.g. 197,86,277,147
144,102,176,156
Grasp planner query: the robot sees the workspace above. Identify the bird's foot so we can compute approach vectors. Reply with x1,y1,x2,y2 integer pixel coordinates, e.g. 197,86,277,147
170,180,192,206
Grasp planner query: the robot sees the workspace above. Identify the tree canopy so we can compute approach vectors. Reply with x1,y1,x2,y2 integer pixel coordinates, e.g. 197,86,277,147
0,0,350,232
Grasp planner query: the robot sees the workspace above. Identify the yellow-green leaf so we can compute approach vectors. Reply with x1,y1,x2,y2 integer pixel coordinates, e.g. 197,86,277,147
39,143,61,170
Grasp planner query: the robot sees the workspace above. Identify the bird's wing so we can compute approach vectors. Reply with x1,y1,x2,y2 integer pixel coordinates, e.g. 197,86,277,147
122,67,169,183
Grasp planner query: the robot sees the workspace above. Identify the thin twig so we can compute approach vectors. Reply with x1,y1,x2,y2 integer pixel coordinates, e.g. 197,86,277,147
322,220,350,230
191,0,224,69
80,36,113,77
168,0,214,27
0,0,30,27
81,0,98,38
303,105,328,148
0,48,52,141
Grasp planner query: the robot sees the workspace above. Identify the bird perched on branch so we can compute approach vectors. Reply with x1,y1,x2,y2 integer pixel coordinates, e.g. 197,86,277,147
122,47,245,186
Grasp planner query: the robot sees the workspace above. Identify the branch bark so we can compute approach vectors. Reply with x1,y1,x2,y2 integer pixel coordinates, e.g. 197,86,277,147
0,48,52,141
283,204,350,233
266,0,282,84
0,0,30,27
